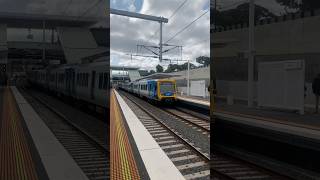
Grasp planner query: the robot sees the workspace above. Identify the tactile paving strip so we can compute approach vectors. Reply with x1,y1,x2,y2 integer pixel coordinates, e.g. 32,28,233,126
110,90,140,180
0,87,39,180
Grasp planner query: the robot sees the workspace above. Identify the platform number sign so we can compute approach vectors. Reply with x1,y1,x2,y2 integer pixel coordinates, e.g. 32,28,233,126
0,64,6,73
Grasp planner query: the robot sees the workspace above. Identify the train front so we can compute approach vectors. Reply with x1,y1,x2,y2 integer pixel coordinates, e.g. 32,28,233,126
157,79,177,103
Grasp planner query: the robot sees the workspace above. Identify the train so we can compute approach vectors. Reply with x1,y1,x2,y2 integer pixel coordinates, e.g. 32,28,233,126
28,61,110,112
120,78,177,103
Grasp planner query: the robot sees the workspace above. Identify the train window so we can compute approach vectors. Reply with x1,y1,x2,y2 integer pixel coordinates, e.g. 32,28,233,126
84,73,86,87
99,73,103,89
82,73,84,87
76,73,79,85
86,73,89,87
83,73,85,86
79,73,82,86
103,73,107,89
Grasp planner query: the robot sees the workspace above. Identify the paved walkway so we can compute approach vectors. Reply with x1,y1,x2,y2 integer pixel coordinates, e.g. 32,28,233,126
0,87,40,180
110,90,140,180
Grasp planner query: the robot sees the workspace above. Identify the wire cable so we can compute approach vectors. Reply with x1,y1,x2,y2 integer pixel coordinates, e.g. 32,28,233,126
165,9,209,43
146,0,189,45
169,0,189,19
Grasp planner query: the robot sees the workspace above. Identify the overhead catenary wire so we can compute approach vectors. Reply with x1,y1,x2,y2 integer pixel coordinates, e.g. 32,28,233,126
168,0,189,19
146,0,189,45
165,9,209,44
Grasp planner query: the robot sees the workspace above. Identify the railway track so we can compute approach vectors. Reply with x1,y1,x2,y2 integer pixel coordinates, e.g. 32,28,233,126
120,90,291,180
211,151,291,180
21,89,109,180
161,107,210,132
119,91,210,179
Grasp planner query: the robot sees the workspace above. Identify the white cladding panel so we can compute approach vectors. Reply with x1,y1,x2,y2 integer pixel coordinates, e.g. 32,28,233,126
57,27,105,64
190,80,206,97
258,60,305,114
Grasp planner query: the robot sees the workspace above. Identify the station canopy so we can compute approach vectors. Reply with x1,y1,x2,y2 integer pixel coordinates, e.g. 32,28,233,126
0,12,102,28
134,73,181,81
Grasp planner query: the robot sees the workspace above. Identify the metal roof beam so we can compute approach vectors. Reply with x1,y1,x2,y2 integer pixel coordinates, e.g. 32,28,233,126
110,8,168,23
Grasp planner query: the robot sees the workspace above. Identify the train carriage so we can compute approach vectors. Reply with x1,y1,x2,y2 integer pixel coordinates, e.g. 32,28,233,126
122,78,177,103
28,61,110,111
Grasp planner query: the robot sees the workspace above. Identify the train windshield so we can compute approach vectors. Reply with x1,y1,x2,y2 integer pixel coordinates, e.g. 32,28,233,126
159,82,175,94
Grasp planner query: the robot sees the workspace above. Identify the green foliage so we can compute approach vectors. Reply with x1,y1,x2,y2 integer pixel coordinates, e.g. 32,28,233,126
164,63,196,73
214,3,276,27
196,56,210,66
149,70,156,74
156,64,164,73
276,0,320,11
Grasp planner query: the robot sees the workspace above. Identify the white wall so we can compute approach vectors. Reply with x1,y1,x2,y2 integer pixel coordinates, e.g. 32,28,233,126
214,15,320,57
216,80,316,108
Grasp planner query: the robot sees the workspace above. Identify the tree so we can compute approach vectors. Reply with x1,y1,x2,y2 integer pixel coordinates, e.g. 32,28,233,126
156,64,164,73
196,56,210,66
214,3,276,27
165,63,196,73
275,0,320,12
149,70,156,74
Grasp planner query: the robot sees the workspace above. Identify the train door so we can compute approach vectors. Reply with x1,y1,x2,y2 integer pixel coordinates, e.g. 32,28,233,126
65,69,70,95
65,68,75,96
90,71,96,100
55,72,58,90
71,70,75,95
148,82,152,98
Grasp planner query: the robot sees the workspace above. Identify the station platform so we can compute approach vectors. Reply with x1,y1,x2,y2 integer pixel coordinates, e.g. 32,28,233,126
0,87,46,180
111,89,185,180
215,102,320,132
214,102,320,178
177,94,209,110
1,86,88,180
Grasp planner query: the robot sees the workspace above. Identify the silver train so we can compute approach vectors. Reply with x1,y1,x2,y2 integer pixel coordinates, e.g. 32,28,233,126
28,61,109,109
119,78,177,102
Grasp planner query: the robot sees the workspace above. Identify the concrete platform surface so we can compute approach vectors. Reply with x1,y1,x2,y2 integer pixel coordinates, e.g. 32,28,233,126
11,86,88,180
0,87,44,180
216,103,320,131
114,90,185,180
177,95,210,108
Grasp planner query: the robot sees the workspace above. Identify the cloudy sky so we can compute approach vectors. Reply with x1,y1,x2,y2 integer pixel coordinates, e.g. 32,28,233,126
110,0,210,71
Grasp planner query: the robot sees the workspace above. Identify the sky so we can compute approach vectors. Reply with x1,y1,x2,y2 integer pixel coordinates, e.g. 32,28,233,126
110,0,210,71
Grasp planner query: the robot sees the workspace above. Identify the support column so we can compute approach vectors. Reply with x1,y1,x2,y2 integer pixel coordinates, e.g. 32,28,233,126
159,21,163,62
248,0,255,107
0,24,8,85
42,20,46,64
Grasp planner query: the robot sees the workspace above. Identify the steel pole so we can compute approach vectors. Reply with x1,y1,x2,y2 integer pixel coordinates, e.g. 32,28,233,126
248,0,255,107
159,22,163,62
42,20,46,64
187,59,190,96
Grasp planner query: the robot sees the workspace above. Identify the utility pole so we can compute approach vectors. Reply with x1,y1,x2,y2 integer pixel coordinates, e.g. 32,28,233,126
248,0,255,107
42,20,46,64
110,9,168,63
187,59,190,96
159,22,163,62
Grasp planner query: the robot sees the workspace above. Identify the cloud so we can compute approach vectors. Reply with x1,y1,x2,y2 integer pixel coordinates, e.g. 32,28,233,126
111,0,210,71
